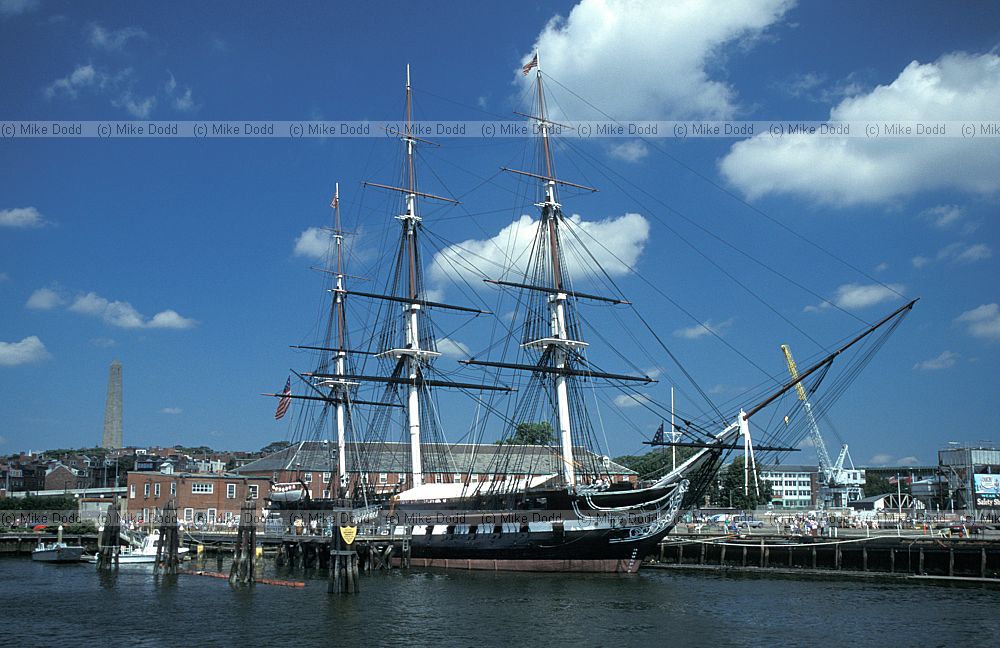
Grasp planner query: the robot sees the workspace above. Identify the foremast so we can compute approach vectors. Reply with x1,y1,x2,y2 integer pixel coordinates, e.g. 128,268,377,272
530,59,583,488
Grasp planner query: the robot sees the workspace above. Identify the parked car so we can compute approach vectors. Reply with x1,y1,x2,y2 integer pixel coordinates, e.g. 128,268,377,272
732,516,765,528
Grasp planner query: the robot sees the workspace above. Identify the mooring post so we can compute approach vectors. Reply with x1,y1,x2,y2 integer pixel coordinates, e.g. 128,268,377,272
97,498,122,570
918,546,924,575
981,547,987,579
862,546,868,572
155,500,180,576
948,547,954,577
229,497,256,587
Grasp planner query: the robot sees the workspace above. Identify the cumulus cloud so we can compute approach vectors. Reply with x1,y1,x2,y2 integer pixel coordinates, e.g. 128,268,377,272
436,337,470,359
68,292,197,329
293,227,331,259
955,303,1000,340
87,23,148,51
160,407,183,415
720,52,1000,205
672,318,734,340
868,453,893,466
165,72,197,112
913,351,957,371
26,287,65,310
613,393,651,408
520,0,793,119
429,212,649,284
607,140,649,163
805,283,904,312
0,206,46,228
0,336,50,366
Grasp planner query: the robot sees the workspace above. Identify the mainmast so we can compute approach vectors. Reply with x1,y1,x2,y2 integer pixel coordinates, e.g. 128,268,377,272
533,58,579,488
331,184,349,495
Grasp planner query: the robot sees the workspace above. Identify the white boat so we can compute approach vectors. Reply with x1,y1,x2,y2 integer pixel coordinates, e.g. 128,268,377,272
32,542,85,563
85,529,191,564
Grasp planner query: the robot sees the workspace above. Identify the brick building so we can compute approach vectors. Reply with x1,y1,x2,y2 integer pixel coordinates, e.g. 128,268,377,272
125,471,271,527
234,440,637,499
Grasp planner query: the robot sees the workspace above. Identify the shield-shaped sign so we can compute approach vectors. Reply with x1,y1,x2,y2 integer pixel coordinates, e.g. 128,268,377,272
339,526,358,545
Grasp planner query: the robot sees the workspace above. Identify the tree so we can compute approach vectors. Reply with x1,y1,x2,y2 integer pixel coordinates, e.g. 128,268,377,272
712,457,773,510
498,422,556,445
614,447,697,480
260,440,292,455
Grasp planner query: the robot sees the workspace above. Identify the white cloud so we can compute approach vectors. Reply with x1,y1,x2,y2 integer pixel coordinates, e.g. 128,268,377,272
113,91,156,118
896,456,920,466
87,23,148,51
921,204,963,229
956,303,1000,340
436,337,470,359
0,0,39,16
160,407,183,415
613,393,650,408
45,64,102,99
608,140,649,163
293,227,331,259
520,0,793,119
720,52,1000,205
165,72,197,112
68,292,196,329
673,318,733,340
0,206,46,228
874,262,889,272
89,337,117,348
912,242,992,268
147,309,197,329
805,283,904,312
429,212,649,284
0,272,9,282
0,336,50,366
26,287,64,310
913,351,957,371
868,453,892,466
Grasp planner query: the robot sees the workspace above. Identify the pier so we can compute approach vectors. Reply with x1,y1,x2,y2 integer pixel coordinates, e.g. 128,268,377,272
654,530,1000,582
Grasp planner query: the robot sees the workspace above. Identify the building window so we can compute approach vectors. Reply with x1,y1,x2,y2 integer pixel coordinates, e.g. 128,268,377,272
207,508,217,524
226,483,237,499
129,484,136,499
304,472,312,483
379,473,388,484
323,472,331,483
435,474,443,483
470,474,479,483
322,489,330,498
170,483,176,496
248,484,259,500
184,508,193,522
191,482,214,494
154,483,161,498
144,483,150,497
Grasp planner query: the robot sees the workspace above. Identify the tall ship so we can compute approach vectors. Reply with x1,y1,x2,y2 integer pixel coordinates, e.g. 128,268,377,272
266,59,915,573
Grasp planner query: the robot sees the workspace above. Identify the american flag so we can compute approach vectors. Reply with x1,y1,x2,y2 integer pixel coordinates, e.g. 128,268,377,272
652,422,664,444
274,376,292,420
522,53,538,76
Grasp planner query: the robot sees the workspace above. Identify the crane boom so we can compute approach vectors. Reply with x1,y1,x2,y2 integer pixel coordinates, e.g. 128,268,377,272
780,344,835,484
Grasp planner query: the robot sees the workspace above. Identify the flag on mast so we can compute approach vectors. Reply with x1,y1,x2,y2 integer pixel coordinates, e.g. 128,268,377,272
522,53,538,76
274,376,292,420
652,422,665,445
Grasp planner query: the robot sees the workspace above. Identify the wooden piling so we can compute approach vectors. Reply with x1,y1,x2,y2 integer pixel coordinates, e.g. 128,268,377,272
97,498,121,569
228,497,257,587
154,500,180,575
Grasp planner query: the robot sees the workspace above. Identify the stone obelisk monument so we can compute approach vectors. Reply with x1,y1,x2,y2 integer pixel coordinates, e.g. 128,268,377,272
101,360,123,449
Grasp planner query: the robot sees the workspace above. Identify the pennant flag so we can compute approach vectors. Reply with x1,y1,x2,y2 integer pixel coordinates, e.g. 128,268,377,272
522,53,538,76
330,194,339,209
652,422,665,445
274,376,292,420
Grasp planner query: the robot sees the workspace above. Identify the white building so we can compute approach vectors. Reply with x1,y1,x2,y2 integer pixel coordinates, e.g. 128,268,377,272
760,464,818,509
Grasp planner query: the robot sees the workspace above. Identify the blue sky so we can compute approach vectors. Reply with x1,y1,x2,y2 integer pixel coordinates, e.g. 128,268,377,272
1,0,998,468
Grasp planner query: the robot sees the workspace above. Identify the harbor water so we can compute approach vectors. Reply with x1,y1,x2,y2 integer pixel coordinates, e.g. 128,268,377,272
3,557,997,647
